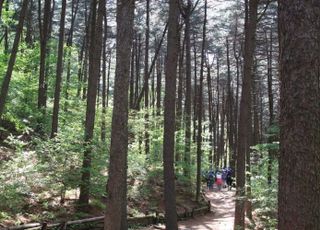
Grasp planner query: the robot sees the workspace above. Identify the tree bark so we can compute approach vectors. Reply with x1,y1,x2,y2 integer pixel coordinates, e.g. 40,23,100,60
266,29,274,185
156,49,162,115
64,0,79,111
37,0,51,110
101,4,108,142
234,0,258,228
215,54,220,167
129,35,135,109
51,0,67,138
175,33,185,165
226,37,235,169
163,0,179,228
144,0,150,157
207,65,214,166
79,0,104,209
104,0,135,229
182,0,192,179
135,33,142,105
25,0,34,45
196,0,207,203
278,1,320,229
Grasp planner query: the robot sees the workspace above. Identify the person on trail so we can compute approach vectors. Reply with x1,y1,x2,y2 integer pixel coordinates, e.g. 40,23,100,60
215,171,223,191
222,167,228,188
207,170,215,191
226,167,233,190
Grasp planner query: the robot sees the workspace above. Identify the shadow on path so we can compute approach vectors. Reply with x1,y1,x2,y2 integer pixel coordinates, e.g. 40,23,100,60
140,187,235,230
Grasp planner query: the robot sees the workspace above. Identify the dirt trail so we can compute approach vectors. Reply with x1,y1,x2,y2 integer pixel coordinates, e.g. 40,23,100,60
141,187,235,230
179,188,235,230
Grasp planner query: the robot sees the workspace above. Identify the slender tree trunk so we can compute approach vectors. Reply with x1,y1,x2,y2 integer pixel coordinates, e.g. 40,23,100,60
175,34,185,165
106,52,111,107
183,0,192,178
3,1,9,54
215,55,220,166
207,65,214,166
0,0,29,118
192,34,197,143
38,0,51,110
79,0,104,209
129,36,135,109
226,37,235,169
156,50,162,115
278,1,320,229
101,6,108,142
80,1,89,100
82,1,91,101
135,33,141,104
266,29,274,185
220,87,225,167
233,44,240,177
234,0,258,228
43,0,55,108
163,0,179,228
64,0,79,111
196,0,207,203
77,34,86,98
50,0,67,138
144,0,150,157
104,0,135,229
25,0,34,46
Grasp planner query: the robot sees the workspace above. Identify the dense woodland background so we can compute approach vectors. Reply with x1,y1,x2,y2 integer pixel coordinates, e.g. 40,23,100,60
0,0,319,229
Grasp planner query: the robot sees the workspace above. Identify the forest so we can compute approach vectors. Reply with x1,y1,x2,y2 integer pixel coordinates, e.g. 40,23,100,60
0,0,319,229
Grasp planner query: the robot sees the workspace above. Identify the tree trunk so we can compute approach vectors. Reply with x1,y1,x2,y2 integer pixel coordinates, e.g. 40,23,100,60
278,1,320,229
81,1,90,100
104,0,135,229
135,33,141,104
163,0,179,228
38,0,51,110
266,29,274,185
192,34,197,143
50,0,67,138
101,5,108,142
25,0,34,46
129,35,135,109
0,0,29,118
79,0,104,209
64,0,79,111
183,0,192,179
77,33,86,98
226,37,235,169
144,0,150,157
3,1,9,54
196,0,207,203
106,52,111,107
234,0,258,228
156,49,162,115
207,65,214,166
215,54,220,167
175,33,185,165
219,87,225,167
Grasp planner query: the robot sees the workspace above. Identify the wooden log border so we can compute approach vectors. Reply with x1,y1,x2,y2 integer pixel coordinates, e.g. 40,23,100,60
2,202,210,230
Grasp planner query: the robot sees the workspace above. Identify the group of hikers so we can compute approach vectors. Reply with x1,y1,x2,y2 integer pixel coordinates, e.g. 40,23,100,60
204,167,233,191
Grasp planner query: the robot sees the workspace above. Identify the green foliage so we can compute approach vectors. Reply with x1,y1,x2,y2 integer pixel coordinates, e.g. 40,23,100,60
250,143,279,229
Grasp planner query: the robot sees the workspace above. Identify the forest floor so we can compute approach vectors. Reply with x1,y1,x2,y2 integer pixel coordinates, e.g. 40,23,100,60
141,186,235,230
